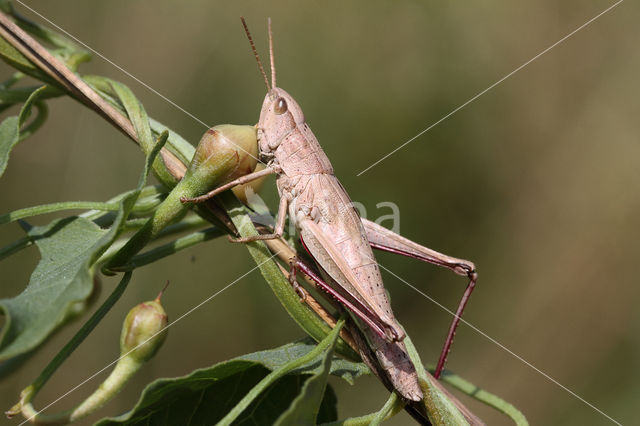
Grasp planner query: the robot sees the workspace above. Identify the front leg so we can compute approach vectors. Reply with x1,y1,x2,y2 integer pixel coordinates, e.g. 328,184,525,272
362,218,477,380
180,166,278,204
228,195,289,243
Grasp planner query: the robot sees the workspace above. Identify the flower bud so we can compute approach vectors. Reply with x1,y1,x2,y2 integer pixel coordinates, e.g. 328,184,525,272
186,124,259,190
120,293,168,364
8,286,171,424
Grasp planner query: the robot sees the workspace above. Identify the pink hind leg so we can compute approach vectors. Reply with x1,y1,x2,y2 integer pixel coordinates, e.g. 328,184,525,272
362,218,477,379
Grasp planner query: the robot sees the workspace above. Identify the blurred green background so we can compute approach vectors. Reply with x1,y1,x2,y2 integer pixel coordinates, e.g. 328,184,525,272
1,1,638,424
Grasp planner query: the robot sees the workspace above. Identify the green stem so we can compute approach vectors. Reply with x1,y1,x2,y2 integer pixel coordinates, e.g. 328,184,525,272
1,201,122,225
7,273,133,421
18,357,140,425
370,392,402,426
0,199,162,225
0,236,30,261
321,392,404,426
97,214,210,267
154,214,208,237
18,100,48,141
429,366,528,426
0,71,24,88
0,186,164,226
102,176,220,273
69,356,140,421
0,187,165,262
218,319,346,426
102,180,193,272
124,227,224,271
81,185,164,222
36,272,132,393
103,123,254,273
121,218,152,232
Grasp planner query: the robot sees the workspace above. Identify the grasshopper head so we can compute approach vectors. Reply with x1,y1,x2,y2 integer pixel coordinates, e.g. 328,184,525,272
258,87,305,157
241,18,306,160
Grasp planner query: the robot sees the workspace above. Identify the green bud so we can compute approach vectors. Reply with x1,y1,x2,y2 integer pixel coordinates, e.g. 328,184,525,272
186,124,259,189
104,125,259,274
8,287,171,424
120,292,168,364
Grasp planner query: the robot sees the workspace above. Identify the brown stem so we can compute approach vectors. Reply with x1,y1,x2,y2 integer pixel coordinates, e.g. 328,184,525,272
0,10,185,181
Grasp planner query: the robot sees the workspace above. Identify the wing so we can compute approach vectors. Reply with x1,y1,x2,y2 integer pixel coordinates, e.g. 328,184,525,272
296,174,405,342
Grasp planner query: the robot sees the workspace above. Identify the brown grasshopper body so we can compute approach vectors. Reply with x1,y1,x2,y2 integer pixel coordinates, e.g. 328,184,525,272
183,19,479,403
257,87,423,401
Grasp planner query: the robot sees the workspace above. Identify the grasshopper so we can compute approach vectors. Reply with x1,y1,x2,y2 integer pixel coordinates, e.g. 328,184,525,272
182,19,477,402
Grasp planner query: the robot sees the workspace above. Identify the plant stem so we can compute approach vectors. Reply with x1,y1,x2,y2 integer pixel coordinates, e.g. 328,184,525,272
6,273,133,423
320,392,404,426
124,227,224,270
18,356,140,425
431,366,528,426
370,392,402,426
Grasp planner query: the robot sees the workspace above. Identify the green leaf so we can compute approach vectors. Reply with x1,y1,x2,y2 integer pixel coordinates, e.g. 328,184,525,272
0,32,60,87
218,319,345,425
83,75,196,168
0,85,48,177
149,117,194,168
0,84,61,104
0,7,88,81
5,272,133,419
0,129,166,362
108,81,176,187
95,338,354,425
274,329,342,425
0,186,163,263
0,217,109,361
0,201,122,225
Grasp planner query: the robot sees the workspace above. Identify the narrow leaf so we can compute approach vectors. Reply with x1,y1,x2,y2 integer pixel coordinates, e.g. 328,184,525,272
0,31,60,86
0,85,47,177
109,81,176,186
403,334,472,425
434,367,528,426
0,201,121,225
83,75,195,163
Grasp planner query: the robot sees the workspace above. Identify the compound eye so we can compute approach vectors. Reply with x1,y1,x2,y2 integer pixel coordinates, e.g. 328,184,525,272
274,97,288,115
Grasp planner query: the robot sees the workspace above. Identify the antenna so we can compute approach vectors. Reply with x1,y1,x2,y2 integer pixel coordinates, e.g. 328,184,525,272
268,18,276,88
240,17,270,91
